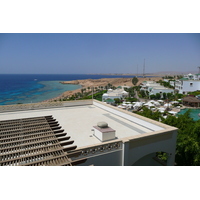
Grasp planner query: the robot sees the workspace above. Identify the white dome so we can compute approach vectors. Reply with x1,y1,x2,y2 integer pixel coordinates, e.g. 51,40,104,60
103,93,109,97
122,91,128,94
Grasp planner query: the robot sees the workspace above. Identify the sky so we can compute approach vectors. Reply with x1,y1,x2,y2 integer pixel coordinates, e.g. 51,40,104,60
0,33,200,74
0,1,200,197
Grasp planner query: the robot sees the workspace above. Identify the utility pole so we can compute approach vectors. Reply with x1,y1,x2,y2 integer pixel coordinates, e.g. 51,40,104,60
136,64,138,77
143,59,145,78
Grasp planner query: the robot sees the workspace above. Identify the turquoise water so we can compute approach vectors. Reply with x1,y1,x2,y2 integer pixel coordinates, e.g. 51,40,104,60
177,109,200,121
0,80,81,105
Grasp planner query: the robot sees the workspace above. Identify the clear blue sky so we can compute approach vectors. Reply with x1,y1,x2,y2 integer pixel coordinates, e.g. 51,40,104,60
0,33,200,74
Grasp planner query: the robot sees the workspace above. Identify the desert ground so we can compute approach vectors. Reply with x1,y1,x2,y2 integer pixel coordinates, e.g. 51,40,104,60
43,76,162,102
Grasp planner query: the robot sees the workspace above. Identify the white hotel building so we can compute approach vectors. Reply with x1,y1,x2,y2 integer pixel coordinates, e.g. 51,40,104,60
140,81,174,98
0,100,178,166
102,88,129,102
175,73,200,94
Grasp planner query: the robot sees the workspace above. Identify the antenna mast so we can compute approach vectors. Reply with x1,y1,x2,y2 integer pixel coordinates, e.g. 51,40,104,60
198,66,200,74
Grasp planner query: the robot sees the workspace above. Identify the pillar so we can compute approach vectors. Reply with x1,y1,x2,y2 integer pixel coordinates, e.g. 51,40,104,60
122,139,129,166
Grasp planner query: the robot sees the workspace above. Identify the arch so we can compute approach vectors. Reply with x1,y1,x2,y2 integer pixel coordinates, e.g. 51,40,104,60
128,146,172,166
132,151,170,166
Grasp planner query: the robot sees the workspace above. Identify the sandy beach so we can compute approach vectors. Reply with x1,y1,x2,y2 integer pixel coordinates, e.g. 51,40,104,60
43,76,162,102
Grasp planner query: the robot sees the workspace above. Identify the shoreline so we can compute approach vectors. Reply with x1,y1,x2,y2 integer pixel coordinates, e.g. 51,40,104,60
42,76,163,102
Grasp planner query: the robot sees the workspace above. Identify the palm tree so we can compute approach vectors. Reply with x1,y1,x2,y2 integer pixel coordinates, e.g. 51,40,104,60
132,77,139,86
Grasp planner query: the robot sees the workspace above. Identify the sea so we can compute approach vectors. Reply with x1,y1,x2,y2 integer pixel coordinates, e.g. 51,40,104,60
0,74,135,105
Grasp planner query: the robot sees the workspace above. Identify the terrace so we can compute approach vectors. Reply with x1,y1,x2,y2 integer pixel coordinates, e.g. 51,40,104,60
0,100,177,166
0,100,166,148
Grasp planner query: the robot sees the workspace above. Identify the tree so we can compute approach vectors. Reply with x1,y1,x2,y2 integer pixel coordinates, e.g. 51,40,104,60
140,90,147,98
107,83,112,88
136,106,163,121
125,87,135,98
150,94,156,99
132,77,139,86
162,92,167,100
125,97,138,102
166,92,173,100
134,86,141,91
155,93,161,100
160,109,200,165
114,98,121,104
136,107,200,165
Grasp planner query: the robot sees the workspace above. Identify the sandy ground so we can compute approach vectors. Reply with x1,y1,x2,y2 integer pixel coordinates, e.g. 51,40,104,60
43,76,162,102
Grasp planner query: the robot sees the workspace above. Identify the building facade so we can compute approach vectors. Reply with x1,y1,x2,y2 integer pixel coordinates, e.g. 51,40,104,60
175,73,200,94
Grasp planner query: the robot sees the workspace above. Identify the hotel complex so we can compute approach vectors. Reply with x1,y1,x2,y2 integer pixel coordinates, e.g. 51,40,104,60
0,99,178,166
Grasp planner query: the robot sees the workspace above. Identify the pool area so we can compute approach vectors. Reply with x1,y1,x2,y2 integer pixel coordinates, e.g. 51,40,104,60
177,108,200,121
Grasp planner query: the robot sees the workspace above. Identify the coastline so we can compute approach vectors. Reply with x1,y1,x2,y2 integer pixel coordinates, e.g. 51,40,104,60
0,80,81,105
42,76,162,102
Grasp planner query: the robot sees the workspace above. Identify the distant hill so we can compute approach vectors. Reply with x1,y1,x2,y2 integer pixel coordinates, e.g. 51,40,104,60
147,70,199,76
89,70,199,76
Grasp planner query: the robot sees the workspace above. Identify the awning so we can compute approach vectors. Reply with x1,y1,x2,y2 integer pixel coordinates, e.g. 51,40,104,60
0,116,87,166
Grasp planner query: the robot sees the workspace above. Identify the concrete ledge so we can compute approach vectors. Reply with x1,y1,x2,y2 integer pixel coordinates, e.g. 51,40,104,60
93,100,178,130
0,99,93,113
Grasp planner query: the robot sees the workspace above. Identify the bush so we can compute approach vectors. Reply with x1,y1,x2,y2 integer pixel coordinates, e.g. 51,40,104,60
114,98,121,104
150,94,156,99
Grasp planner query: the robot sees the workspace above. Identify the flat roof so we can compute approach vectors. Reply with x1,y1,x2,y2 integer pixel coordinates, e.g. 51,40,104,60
153,86,173,90
0,103,167,148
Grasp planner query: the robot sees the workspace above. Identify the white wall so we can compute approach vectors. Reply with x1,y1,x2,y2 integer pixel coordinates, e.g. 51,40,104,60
151,88,174,95
77,150,123,166
123,130,177,166
181,81,200,93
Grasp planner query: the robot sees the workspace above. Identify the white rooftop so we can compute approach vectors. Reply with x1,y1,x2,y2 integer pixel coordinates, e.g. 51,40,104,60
0,101,167,149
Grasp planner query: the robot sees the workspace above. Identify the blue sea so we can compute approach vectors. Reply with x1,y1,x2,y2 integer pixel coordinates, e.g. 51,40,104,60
0,74,135,105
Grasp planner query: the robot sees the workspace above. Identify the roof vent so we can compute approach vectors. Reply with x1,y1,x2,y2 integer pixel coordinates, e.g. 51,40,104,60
94,122,116,142
97,121,108,128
